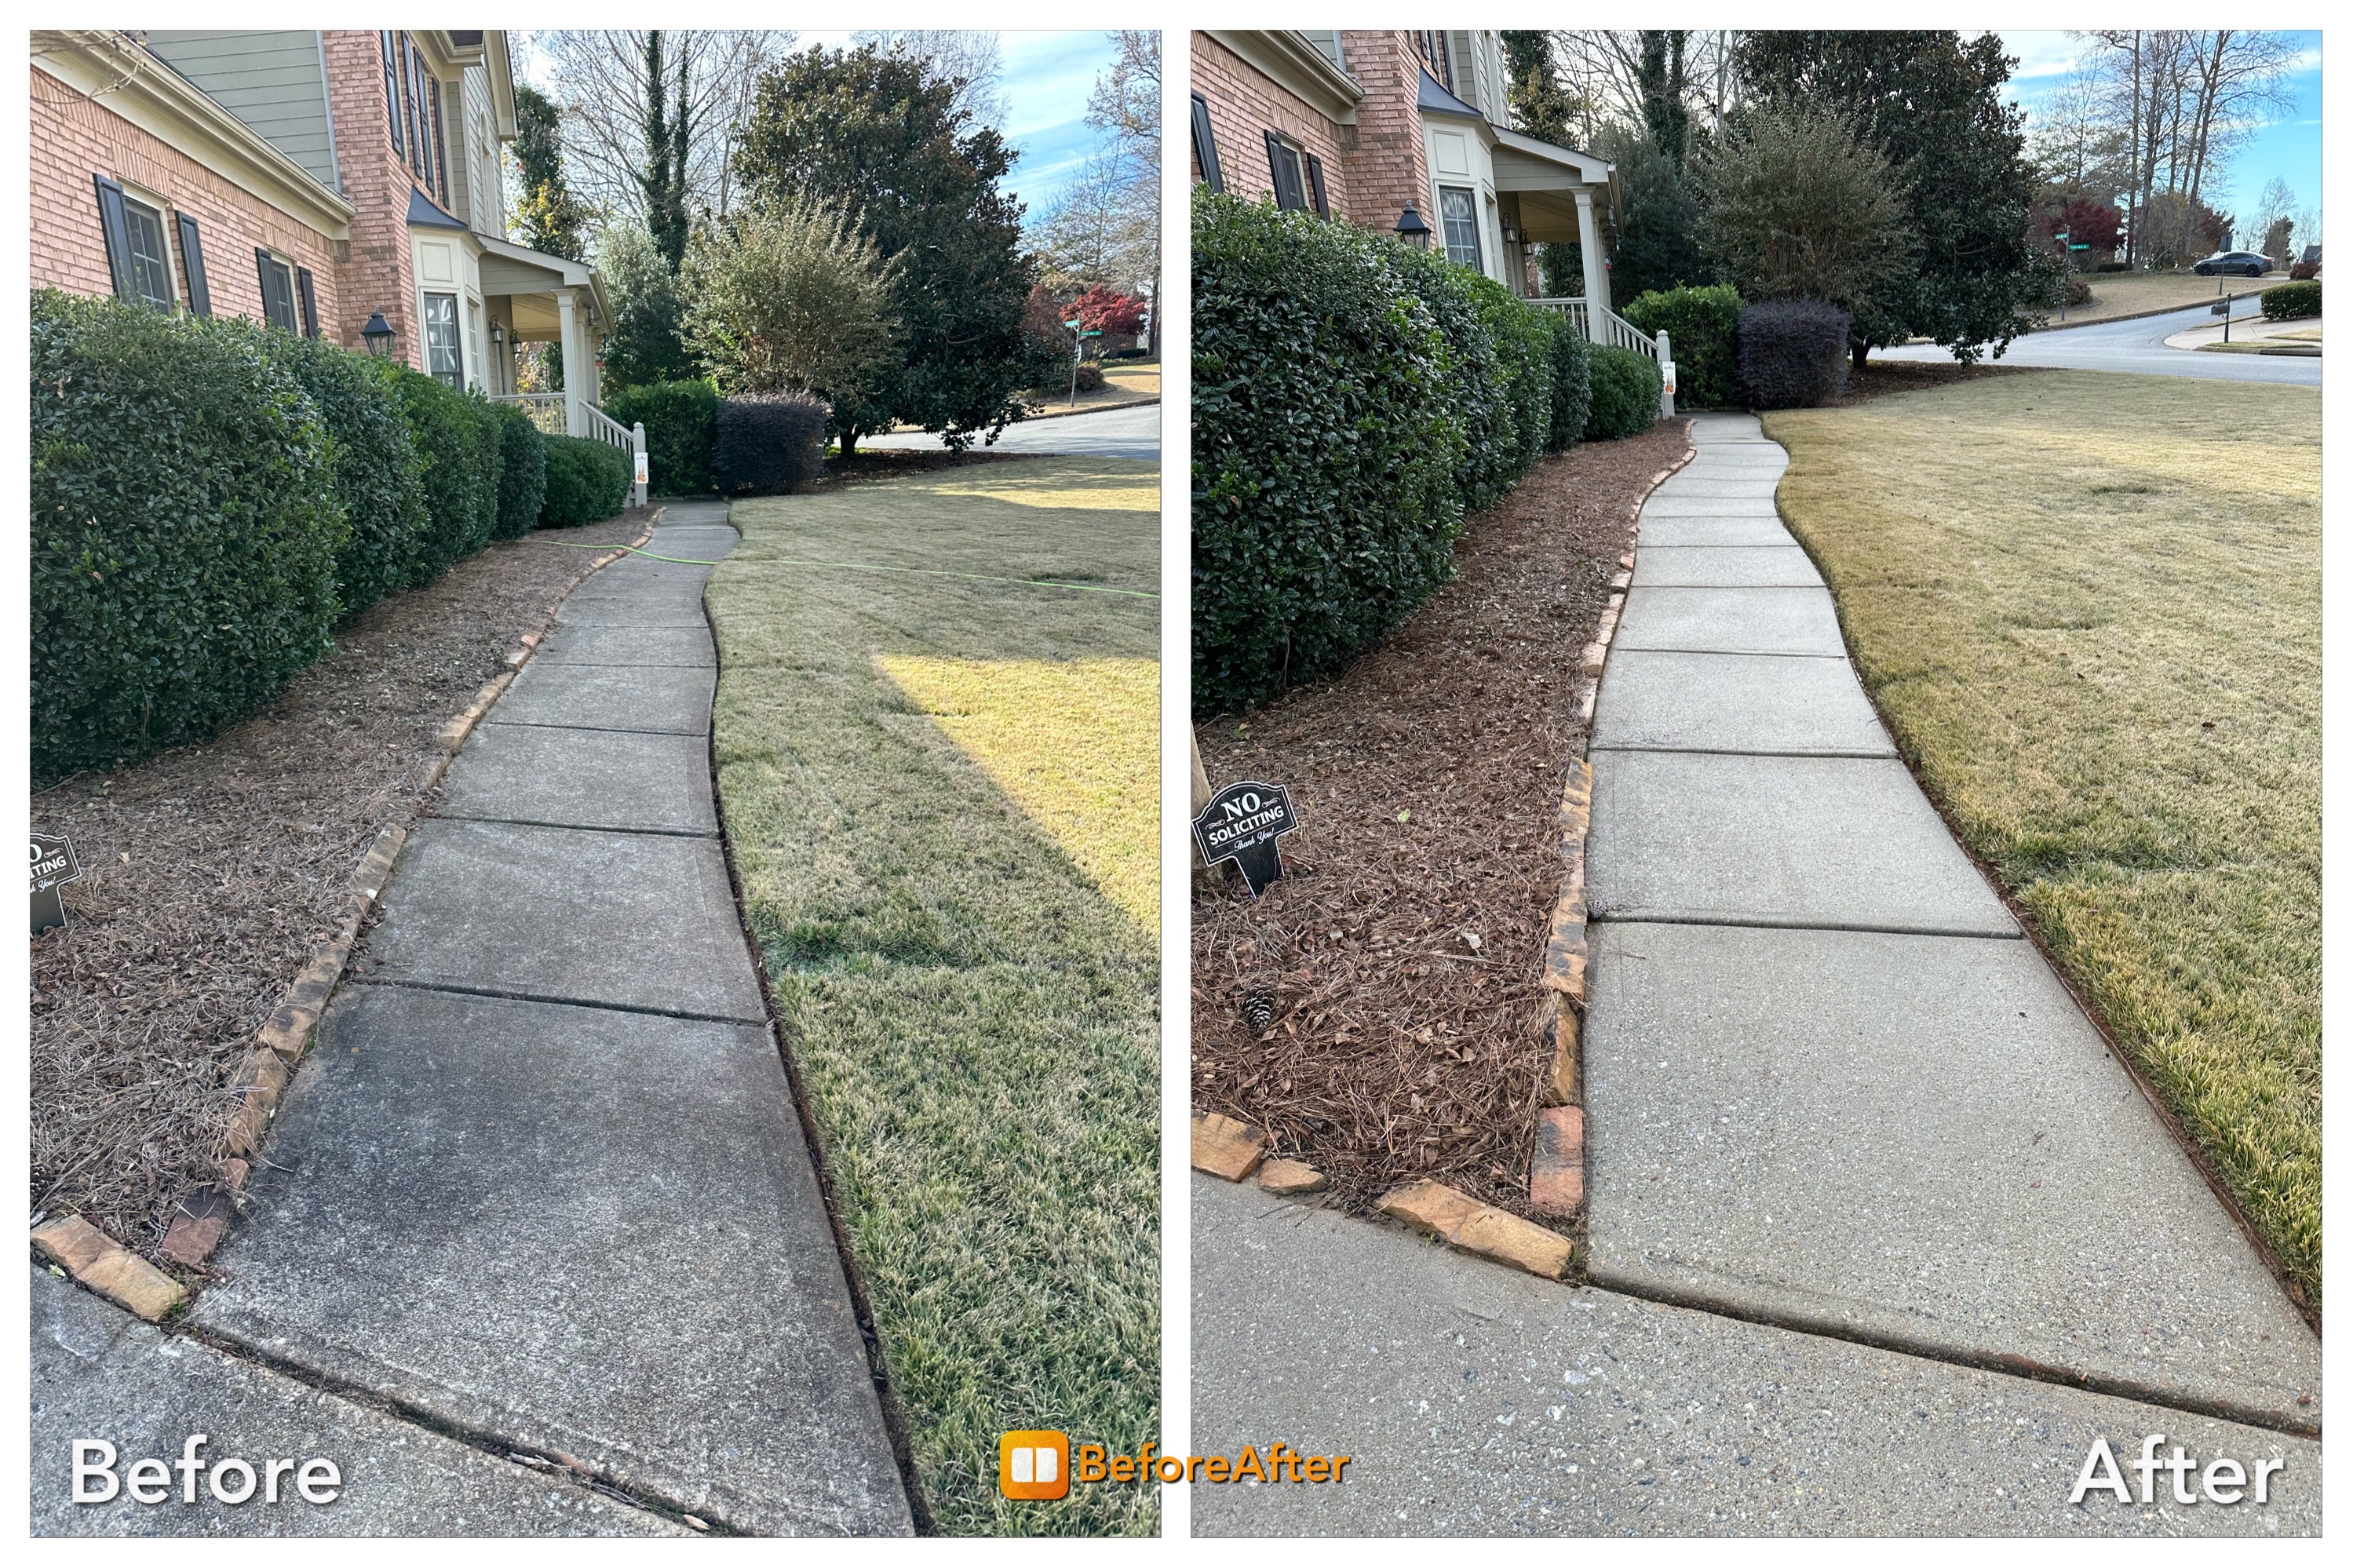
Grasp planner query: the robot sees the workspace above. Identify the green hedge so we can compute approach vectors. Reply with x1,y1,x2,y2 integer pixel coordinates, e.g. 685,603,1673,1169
1385,242,1519,513
1585,346,1663,440
492,403,549,539
264,330,427,621
1192,191,1460,717
32,290,343,778
1545,314,1593,454
1479,275,1558,481
541,435,632,527
604,377,717,494
2261,280,2321,320
1622,283,1742,408
389,370,502,581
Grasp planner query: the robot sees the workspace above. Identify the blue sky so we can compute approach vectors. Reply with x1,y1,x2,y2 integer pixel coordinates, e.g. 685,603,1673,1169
798,30,1124,222
1997,31,2322,235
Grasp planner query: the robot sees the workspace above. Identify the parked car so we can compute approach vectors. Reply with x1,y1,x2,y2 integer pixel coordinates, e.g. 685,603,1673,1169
2193,250,2272,277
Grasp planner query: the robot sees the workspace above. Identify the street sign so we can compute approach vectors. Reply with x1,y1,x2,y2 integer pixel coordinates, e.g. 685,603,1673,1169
1063,319,1082,329
32,832,81,935
1191,781,1300,897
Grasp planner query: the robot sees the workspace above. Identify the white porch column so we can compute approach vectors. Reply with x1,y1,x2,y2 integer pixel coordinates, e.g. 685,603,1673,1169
556,287,585,438
1574,188,1611,312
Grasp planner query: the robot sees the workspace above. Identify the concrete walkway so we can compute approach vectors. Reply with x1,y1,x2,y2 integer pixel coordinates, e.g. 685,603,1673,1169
157,503,910,1537
1585,412,2317,1434
1191,414,2319,1537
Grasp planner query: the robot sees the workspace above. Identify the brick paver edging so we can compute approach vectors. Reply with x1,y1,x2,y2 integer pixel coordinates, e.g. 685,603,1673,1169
1186,426,1698,1285
31,512,663,1313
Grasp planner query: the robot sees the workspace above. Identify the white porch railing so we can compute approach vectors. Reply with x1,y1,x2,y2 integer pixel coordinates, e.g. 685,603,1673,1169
1530,298,1676,418
494,394,649,507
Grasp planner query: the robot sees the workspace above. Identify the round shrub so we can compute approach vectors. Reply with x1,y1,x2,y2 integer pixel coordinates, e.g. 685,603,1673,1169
1545,313,1592,454
1738,300,1851,408
2262,280,2320,321
491,404,549,539
387,368,500,581
262,329,427,621
604,377,718,495
713,393,829,496
539,436,633,527
1074,362,1107,392
1584,345,1663,440
1622,283,1742,408
2287,260,2318,282
1191,190,1460,717
31,289,343,779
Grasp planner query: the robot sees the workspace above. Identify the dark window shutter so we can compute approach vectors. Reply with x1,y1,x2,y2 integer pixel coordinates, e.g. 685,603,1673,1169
1190,93,1224,192
382,32,403,153
176,212,211,315
257,249,275,326
1264,130,1286,207
430,84,451,206
297,267,319,337
93,174,134,299
1306,154,1330,220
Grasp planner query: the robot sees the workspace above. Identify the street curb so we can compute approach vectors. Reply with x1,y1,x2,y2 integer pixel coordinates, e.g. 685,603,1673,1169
2031,282,2276,333
140,509,666,1280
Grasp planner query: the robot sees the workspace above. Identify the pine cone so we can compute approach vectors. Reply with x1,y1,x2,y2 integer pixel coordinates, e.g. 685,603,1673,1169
1240,989,1275,1034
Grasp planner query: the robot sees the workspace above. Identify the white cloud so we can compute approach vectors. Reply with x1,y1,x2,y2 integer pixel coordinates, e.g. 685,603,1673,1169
2000,30,2092,82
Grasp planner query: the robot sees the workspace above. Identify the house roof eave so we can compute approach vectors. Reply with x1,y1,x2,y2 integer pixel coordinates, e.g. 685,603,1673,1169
1202,31,1363,124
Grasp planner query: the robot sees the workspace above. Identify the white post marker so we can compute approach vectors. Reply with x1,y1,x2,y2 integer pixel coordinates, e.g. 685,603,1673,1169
1656,328,1676,418
632,423,649,508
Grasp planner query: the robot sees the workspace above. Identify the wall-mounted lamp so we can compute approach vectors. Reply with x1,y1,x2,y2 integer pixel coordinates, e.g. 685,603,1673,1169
1395,206,1432,249
360,311,395,357
490,321,505,347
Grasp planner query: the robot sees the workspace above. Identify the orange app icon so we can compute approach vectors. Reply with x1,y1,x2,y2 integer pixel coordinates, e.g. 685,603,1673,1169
998,1430,1070,1500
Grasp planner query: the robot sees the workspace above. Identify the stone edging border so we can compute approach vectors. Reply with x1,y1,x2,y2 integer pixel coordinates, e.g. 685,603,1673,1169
1186,426,1699,1287
31,511,662,1316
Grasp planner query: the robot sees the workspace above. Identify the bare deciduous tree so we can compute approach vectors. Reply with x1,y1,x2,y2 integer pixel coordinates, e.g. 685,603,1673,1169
848,30,1008,128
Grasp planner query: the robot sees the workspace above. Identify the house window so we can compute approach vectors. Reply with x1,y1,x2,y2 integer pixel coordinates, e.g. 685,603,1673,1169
256,251,300,333
1415,31,1454,92
1438,187,1483,269
422,291,463,387
430,81,451,207
119,195,176,312
467,299,484,392
1190,92,1224,192
1264,133,1308,213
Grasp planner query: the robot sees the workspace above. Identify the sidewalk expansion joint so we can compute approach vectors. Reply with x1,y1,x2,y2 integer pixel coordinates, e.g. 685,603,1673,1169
1592,910,2023,940
349,976,766,1029
1608,645,1848,661
171,1320,736,1533
475,718,712,740
1585,1270,2321,1441
425,811,717,841
1589,743,1898,760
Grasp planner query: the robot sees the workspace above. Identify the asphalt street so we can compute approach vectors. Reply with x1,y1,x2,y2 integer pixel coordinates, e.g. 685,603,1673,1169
1877,295,2320,385
861,400,1161,460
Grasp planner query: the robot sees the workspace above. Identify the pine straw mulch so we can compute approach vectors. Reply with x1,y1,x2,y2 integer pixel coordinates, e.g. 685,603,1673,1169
1191,421,1695,1223
30,509,654,1261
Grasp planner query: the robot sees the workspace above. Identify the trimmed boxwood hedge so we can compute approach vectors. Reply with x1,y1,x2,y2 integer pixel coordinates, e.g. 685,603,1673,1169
540,434,633,527
604,377,718,495
263,328,428,622
32,289,343,779
389,368,502,581
1738,300,1851,409
1622,283,1742,409
1545,313,1593,454
492,403,549,539
1385,241,1519,514
2261,279,2320,320
1585,345,1662,440
1193,191,1461,717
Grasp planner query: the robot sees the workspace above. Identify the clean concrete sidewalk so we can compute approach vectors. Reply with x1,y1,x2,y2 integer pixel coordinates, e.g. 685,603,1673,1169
156,503,912,1537
1584,412,2318,1431
1192,1176,2318,1537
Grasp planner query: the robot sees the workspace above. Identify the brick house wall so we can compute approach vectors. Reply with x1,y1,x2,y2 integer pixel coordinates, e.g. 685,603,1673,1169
1333,31,1431,239
1191,34,1352,221
321,29,421,364
31,64,344,334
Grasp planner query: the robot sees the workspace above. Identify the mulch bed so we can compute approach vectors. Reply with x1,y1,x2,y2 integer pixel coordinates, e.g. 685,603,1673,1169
1191,421,1693,1223
30,510,653,1260
1830,359,2047,406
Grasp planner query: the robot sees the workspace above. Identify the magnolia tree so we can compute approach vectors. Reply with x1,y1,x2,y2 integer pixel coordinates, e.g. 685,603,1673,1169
1694,105,1917,326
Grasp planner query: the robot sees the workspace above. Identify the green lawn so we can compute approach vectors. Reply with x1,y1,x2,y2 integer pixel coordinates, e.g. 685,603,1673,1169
1764,372,2320,1307
706,457,1162,1534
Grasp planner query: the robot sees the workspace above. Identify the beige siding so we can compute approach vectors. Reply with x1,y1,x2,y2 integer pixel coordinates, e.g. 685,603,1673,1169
144,30,339,193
